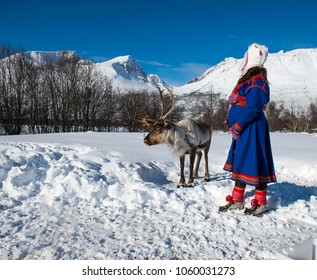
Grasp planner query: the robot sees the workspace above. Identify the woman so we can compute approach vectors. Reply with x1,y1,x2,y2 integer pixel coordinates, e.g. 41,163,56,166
219,43,277,216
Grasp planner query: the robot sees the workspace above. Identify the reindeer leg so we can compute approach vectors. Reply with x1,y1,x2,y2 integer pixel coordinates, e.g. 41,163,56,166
178,155,186,187
187,148,197,187
194,151,202,178
203,144,210,182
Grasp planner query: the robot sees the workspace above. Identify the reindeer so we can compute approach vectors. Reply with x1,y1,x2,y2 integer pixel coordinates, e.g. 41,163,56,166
138,88,212,187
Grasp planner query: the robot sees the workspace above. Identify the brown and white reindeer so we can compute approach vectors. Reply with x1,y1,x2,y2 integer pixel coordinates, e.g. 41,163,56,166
138,88,212,187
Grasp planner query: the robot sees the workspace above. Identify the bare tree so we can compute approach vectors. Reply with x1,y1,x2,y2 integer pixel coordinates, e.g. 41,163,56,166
266,101,284,131
0,47,28,134
98,78,116,131
307,99,317,132
118,90,149,132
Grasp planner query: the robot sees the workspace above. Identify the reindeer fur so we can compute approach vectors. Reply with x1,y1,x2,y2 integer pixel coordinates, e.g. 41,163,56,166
144,118,211,187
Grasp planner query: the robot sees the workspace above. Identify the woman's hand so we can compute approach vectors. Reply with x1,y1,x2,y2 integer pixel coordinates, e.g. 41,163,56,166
229,125,241,140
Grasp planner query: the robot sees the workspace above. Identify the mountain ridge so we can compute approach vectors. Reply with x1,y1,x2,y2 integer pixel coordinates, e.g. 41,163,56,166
3,48,317,106
175,48,317,106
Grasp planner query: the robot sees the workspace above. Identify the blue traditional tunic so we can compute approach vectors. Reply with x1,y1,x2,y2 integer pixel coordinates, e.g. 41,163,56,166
223,74,277,186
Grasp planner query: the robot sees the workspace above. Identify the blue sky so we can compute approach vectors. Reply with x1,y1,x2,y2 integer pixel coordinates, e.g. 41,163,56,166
1,0,317,85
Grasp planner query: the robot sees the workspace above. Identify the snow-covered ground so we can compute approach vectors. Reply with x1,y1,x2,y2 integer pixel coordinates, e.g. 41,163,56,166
0,132,316,260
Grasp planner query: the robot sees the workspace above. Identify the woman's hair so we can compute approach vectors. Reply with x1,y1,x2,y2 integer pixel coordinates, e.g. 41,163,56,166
238,66,268,84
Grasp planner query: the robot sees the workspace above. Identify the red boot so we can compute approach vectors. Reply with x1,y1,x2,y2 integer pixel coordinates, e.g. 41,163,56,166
219,185,245,212
244,189,269,216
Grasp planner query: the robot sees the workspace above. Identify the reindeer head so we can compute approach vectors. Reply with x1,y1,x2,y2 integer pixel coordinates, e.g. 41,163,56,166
138,87,175,146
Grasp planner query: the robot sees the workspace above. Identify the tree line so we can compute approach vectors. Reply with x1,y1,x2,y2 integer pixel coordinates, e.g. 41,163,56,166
0,46,316,135
266,100,317,133
0,47,158,134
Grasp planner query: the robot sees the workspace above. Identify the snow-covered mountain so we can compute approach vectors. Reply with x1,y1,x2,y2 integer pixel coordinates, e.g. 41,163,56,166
96,55,168,91
10,51,168,92
175,48,317,106
4,48,317,106
22,50,81,65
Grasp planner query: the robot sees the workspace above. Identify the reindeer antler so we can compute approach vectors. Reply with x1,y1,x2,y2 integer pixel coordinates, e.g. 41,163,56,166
158,88,165,119
161,87,174,121
136,113,155,132
137,86,174,131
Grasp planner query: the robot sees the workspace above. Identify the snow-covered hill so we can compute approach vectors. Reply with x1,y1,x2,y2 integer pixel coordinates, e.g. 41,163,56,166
23,50,80,65
4,48,317,106
96,55,168,91
13,51,169,92
175,48,317,106
0,132,316,260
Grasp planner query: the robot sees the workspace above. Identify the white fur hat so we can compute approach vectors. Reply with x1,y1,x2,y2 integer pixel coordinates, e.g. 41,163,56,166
240,43,268,75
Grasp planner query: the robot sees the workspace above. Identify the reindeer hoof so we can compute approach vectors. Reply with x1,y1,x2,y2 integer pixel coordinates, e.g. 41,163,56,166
204,177,210,182
177,183,194,188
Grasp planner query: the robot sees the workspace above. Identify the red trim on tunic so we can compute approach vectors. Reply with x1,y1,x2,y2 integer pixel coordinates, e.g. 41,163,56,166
232,172,276,186
224,160,277,185
245,84,268,94
233,122,243,132
224,162,233,171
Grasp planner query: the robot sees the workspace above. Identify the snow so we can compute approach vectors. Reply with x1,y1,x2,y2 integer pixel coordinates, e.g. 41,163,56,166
19,48,317,107
95,55,167,92
175,48,317,107
0,132,317,260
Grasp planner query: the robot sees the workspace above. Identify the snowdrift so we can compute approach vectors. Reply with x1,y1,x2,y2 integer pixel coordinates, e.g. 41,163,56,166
0,132,316,259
